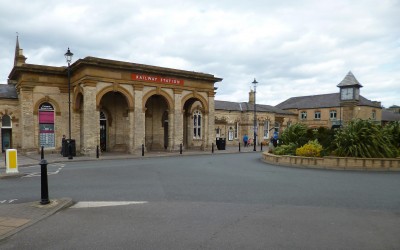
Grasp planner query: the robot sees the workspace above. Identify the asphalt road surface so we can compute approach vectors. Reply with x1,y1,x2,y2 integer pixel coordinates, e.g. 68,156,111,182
1,153,399,249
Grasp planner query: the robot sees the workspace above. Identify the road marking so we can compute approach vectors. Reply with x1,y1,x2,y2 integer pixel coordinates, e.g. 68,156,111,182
0,199,18,204
22,163,65,178
70,201,148,208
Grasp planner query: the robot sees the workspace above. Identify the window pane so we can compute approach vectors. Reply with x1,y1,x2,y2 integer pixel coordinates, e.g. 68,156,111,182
198,128,201,137
198,116,201,126
194,128,197,137
2,115,11,127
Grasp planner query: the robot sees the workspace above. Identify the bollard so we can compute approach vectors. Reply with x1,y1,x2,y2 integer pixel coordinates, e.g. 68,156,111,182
40,159,50,205
261,143,263,151
180,144,182,154
6,149,18,174
41,146,44,160
239,142,241,152
142,144,144,156
96,145,100,158
212,143,214,154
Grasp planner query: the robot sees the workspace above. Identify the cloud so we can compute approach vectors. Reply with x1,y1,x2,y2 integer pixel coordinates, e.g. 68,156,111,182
0,0,399,108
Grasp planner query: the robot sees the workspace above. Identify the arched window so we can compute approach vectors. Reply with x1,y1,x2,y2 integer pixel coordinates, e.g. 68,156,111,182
228,126,234,141
39,102,55,148
193,110,202,139
2,115,11,128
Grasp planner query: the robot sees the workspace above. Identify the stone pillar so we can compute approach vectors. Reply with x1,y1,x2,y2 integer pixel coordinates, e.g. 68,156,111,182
173,89,183,150
207,91,216,149
168,111,174,151
80,85,98,156
133,85,145,153
19,87,36,151
128,109,135,154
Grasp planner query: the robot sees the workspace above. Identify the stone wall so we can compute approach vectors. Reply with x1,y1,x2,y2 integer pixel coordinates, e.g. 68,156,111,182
262,152,400,171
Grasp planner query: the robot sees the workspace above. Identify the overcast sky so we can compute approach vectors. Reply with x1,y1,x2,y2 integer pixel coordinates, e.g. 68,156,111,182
0,0,399,107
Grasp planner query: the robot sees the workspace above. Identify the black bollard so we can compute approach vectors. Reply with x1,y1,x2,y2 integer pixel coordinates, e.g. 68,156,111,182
180,144,182,154
41,146,44,160
212,143,214,154
142,144,144,156
261,143,263,151
239,142,241,152
96,145,99,158
40,159,50,205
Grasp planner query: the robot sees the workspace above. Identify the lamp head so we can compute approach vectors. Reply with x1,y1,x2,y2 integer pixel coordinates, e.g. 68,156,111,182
64,48,73,64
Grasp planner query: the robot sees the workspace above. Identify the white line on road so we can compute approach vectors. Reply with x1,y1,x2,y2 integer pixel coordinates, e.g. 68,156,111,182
70,201,148,208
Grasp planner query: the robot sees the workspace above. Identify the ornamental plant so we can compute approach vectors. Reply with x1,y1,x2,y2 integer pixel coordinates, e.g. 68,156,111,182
279,123,308,147
333,119,398,158
273,143,297,155
295,140,323,157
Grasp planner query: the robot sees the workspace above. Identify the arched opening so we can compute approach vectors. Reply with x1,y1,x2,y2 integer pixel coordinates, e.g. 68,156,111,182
183,98,205,149
1,114,12,152
99,91,129,152
145,94,169,151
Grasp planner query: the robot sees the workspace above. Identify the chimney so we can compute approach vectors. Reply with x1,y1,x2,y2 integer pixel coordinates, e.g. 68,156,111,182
249,90,255,105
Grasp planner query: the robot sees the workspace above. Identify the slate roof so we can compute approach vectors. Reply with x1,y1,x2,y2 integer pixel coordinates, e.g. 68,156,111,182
275,93,381,110
382,109,400,121
215,100,295,115
337,71,363,87
0,84,18,99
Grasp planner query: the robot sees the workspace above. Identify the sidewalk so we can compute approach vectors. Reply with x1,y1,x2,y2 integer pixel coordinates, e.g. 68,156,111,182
0,145,266,242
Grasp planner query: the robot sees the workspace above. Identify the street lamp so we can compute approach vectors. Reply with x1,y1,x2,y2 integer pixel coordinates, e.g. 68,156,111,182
64,48,73,159
252,78,258,152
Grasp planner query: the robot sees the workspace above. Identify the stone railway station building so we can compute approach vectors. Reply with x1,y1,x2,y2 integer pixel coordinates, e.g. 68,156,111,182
0,39,396,155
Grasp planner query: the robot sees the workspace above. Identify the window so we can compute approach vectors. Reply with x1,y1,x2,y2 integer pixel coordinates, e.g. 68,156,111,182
372,110,376,120
193,110,202,139
263,120,269,139
234,122,238,139
39,102,55,148
228,127,234,141
314,111,321,119
274,122,280,135
215,127,221,138
300,111,307,120
1,115,11,128
330,110,337,120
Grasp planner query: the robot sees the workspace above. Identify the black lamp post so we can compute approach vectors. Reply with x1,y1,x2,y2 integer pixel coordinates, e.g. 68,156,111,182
64,48,73,159
252,78,258,152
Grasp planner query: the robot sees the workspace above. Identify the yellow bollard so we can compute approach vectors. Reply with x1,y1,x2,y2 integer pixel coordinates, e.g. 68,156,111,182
6,149,18,174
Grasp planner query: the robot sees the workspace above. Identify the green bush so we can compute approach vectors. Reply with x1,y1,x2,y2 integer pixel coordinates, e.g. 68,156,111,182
295,140,323,157
273,143,297,155
280,123,308,147
382,121,400,149
333,119,398,158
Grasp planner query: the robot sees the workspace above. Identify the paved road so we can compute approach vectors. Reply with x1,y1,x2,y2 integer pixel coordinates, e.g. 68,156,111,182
1,153,399,249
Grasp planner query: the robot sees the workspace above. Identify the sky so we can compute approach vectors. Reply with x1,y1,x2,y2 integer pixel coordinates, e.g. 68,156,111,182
0,0,399,107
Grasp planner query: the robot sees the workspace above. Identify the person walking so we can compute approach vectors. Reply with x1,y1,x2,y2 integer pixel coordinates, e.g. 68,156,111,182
243,134,248,147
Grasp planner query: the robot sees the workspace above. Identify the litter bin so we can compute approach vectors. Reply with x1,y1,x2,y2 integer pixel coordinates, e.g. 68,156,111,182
63,139,76,157
216,138,226,150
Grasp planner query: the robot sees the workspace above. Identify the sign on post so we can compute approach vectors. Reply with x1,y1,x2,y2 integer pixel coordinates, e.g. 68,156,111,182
6,149,18,174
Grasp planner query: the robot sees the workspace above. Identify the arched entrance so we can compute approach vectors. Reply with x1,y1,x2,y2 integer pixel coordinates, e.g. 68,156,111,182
183,98,205,149
1,114,12,152
99,91,129,152
145,95,169,151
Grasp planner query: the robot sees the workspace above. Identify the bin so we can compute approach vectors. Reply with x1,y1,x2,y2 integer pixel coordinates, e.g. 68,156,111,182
216,138,226,150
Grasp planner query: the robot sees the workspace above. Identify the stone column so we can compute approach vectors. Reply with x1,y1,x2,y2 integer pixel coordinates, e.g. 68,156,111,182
80,85,98,156
133,85,145,153
173,89,183,150
128,109,135,154
207,91,216,150
19,87,36,151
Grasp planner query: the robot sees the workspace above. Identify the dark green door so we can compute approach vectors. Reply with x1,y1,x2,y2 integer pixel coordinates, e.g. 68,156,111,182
2,129,11,152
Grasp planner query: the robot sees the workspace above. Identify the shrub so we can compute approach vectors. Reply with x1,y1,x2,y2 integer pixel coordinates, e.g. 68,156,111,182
333,119,398,158
280,123,308,146
273,143,297,155
382,121,400,149
295,140,323,157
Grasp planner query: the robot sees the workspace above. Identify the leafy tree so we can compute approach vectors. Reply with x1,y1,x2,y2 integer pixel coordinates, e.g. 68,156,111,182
333,119,398,158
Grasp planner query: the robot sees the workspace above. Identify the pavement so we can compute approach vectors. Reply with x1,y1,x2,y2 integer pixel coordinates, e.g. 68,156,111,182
0,145,264,241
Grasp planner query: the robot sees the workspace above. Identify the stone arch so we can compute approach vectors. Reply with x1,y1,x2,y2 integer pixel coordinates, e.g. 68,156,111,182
33,97,61,116
96,85,134,111
73,85,84,111
142,89,174,111
181,92,209,113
